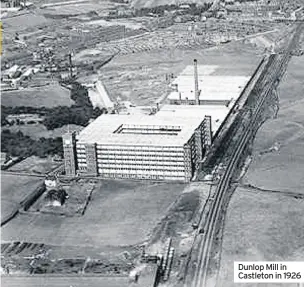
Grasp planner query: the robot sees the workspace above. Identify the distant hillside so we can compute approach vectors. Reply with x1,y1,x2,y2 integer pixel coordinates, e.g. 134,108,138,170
131,0,213,9
131,0,304,9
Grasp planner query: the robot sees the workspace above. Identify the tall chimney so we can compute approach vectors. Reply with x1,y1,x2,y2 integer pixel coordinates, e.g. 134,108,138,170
68,53,73,78
194,59,199,105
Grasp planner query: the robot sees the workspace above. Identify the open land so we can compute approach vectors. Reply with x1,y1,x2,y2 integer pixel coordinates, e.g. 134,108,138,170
98,41,261,106
8,156,61,174
1,174,43,221
217,42,304,286
1,179,211,280
30,180,94,216
6,124,83,140
243,56,304,193
1,180,185,247
1,83,73,108
2,0,303,285
217,189,304,287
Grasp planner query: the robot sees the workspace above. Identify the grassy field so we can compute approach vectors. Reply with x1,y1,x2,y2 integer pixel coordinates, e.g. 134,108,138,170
1,180,185,248
1,174,43,221
243,57,304,193
1,83,73,108
97,41,260,106
43,3,111,15
8,156,61,174
217,189,304,287
6,124,83,140
2,13,49,34
30,180,94,216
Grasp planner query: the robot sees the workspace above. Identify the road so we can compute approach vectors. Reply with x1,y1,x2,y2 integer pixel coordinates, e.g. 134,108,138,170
187,23,303,287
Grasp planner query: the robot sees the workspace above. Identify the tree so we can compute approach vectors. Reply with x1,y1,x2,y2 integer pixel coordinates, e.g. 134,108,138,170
1,130,63,158
2,82,102,131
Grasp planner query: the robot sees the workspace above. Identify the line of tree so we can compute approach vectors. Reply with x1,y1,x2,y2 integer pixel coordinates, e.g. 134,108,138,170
1,130,63,158
1,82,107,130
134,3,212,17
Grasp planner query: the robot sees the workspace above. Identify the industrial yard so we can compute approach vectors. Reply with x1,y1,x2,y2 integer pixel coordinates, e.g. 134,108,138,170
1,0,304,286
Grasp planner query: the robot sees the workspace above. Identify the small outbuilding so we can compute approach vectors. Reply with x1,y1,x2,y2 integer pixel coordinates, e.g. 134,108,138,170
45,189,68,207
44,175,58,189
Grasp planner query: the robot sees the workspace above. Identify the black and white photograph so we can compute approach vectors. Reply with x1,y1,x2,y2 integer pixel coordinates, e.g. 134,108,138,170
1,0,304,286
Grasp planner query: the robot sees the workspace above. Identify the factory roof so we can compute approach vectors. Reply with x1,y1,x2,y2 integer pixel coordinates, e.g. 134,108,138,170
172,65,218,81
169,75,250,101
77,105,230,147
159,104,230,134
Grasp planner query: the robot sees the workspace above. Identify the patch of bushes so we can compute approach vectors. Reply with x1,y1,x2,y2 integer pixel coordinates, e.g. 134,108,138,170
1,130,63,158
1,82,107,130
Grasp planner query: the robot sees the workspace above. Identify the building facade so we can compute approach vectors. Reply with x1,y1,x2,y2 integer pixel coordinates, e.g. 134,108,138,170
62,132,77,176
63,114,213,182
62,59,250,182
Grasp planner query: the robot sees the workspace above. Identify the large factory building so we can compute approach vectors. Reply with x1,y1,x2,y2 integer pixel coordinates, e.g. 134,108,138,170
63,59,251,182
168,60,250,106
63,108,214,182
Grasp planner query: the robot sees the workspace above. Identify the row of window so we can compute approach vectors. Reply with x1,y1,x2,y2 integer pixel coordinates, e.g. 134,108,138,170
77,160,189,166
77,159,186,166
98,168,185,173
101,173,185,180
97,165,185,170
96,146,184,151
76,145,183,151
76,155,186,161
77,153,87,158
99,171,185,176
76,150,185,157
78,163,87,167
95,154,185,159
98,167,184,171
96,159,185,165
77,156,186,162
96,157,185,162
96,151,185,156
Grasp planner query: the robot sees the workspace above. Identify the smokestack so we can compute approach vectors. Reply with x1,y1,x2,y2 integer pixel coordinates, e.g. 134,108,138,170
68,53,73,78
194,59,199,105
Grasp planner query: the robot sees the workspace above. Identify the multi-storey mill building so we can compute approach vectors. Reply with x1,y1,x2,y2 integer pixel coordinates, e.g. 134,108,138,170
63,59,250,182
62,107,215,182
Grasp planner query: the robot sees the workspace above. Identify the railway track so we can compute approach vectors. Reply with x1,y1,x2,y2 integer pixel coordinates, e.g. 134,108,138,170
187,23,303,287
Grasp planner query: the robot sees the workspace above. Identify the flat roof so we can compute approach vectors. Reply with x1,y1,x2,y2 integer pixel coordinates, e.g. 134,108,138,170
159,104,230,134
172,65,219,81
77,105,230,147
169,68,250,101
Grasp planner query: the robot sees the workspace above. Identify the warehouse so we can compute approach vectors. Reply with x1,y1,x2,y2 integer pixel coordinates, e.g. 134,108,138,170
168,75,250,106
168,61,250,106
62,104,233,182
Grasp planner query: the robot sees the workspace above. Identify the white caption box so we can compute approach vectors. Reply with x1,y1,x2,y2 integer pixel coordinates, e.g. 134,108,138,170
234,261,304,283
